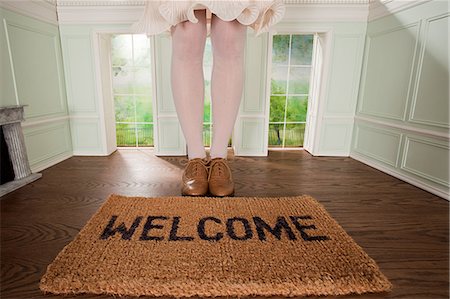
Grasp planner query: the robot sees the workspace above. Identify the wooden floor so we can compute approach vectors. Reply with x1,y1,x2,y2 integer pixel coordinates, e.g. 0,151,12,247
1,149,448,299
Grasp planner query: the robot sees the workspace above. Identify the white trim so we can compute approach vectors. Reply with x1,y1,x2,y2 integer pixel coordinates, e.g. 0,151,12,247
315,30,334,155
284,4,369,22
69,115,100,119
92,29,109,155
56,0,370,5
56,0,146,5
2,18,19,106
263,31,273,156
350,151,449,200
31,151,73,173
56,2,370,24
401,135,450,187
0,0,58,25
368,0,433,22
72,151,110,156
355,115,450,139
22,115,70,127
56,5,142,24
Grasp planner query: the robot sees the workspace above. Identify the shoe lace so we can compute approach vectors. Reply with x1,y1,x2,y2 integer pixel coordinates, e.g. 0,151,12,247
181,157,211,178
207,158,231,181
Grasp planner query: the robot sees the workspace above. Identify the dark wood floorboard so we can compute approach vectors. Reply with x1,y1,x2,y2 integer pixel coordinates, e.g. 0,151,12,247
1,149,448,299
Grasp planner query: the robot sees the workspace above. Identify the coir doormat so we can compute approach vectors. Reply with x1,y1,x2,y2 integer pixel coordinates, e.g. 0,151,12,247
40,194,393,298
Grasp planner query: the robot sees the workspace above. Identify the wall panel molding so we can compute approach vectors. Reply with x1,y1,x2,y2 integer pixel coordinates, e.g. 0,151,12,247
3,15,68,119
401,135,449,187
355,115,449,139
351,150,449,200
408,12,450,129
357,21,420,121
61,35,98,114
22,120,73,172
352,123,402,167
325,33,364,115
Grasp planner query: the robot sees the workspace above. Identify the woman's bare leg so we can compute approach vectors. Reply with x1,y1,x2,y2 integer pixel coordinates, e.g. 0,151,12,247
170,9,207,160
209,15,247,159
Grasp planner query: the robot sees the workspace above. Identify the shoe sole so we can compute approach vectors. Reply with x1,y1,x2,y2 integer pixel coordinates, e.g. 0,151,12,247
181,192,208,197
205,191,235,197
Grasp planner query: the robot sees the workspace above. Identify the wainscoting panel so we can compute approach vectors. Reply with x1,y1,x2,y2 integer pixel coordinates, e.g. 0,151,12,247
156,117,185,155
152,33,186,156
352,0,449,199
325,34,364,115
352,119,449,199
409,13,449,128
23,119,72,173
233,29,269,156
1,6,73,173
154,34,176,115
236,117,266,156
1,8,68,120
70,118,103,155
319,119,354,156
357,22,419,121
61,34,98,114
401,134,449,188
352,122,402,167
241,30,267,115
1,8,21,107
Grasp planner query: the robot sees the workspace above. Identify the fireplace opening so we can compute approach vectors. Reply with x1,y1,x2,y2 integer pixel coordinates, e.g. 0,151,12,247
0,126,15,185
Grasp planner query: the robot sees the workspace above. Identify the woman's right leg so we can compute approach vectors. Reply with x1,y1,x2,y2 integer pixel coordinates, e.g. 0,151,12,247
170,9,208,160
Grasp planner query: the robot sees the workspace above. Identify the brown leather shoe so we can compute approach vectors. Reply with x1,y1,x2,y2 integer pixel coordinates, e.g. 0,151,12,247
181,157,210,196
207,157,235,197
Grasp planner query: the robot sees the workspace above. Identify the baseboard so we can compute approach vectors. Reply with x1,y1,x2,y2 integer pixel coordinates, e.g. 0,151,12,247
30,152,73,173
350,151,449,201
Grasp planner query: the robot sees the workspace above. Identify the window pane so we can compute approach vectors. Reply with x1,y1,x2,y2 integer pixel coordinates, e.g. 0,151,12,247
204,38,215,146
286,96,308,122
284,123,305,147
112,66,134,94
133,67,152,95
271,66,288,94
116,123,136,146
111,35,132,67
272,34,290,65
204,90,211,123
137,123,153,146
269,95,286,122
268,123,284,146
291,35,314,65
203,124,211,147
114,96,134,122
288,66,311,94
133,34,150,66
135,96,152,122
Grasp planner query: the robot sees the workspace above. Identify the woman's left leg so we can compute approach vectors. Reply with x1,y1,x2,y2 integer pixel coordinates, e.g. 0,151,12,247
209,15,247,159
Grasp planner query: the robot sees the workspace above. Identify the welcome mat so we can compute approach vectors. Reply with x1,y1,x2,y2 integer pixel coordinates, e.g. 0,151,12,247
39,194,393,298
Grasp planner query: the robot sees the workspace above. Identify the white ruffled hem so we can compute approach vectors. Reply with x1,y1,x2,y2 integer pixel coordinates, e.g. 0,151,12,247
130,0,285,38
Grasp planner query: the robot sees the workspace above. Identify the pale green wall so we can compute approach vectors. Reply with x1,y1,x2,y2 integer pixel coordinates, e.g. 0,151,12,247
58,20,367,157
309,22,366,156
58,24,130,155
351,0,449,199
0,7,72,172
235,21,367,156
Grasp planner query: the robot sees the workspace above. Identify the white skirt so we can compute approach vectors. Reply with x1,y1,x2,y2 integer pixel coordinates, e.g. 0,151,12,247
130,0,286,38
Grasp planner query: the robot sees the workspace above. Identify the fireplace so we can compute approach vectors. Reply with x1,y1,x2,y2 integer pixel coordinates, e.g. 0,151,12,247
0,105,42,197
